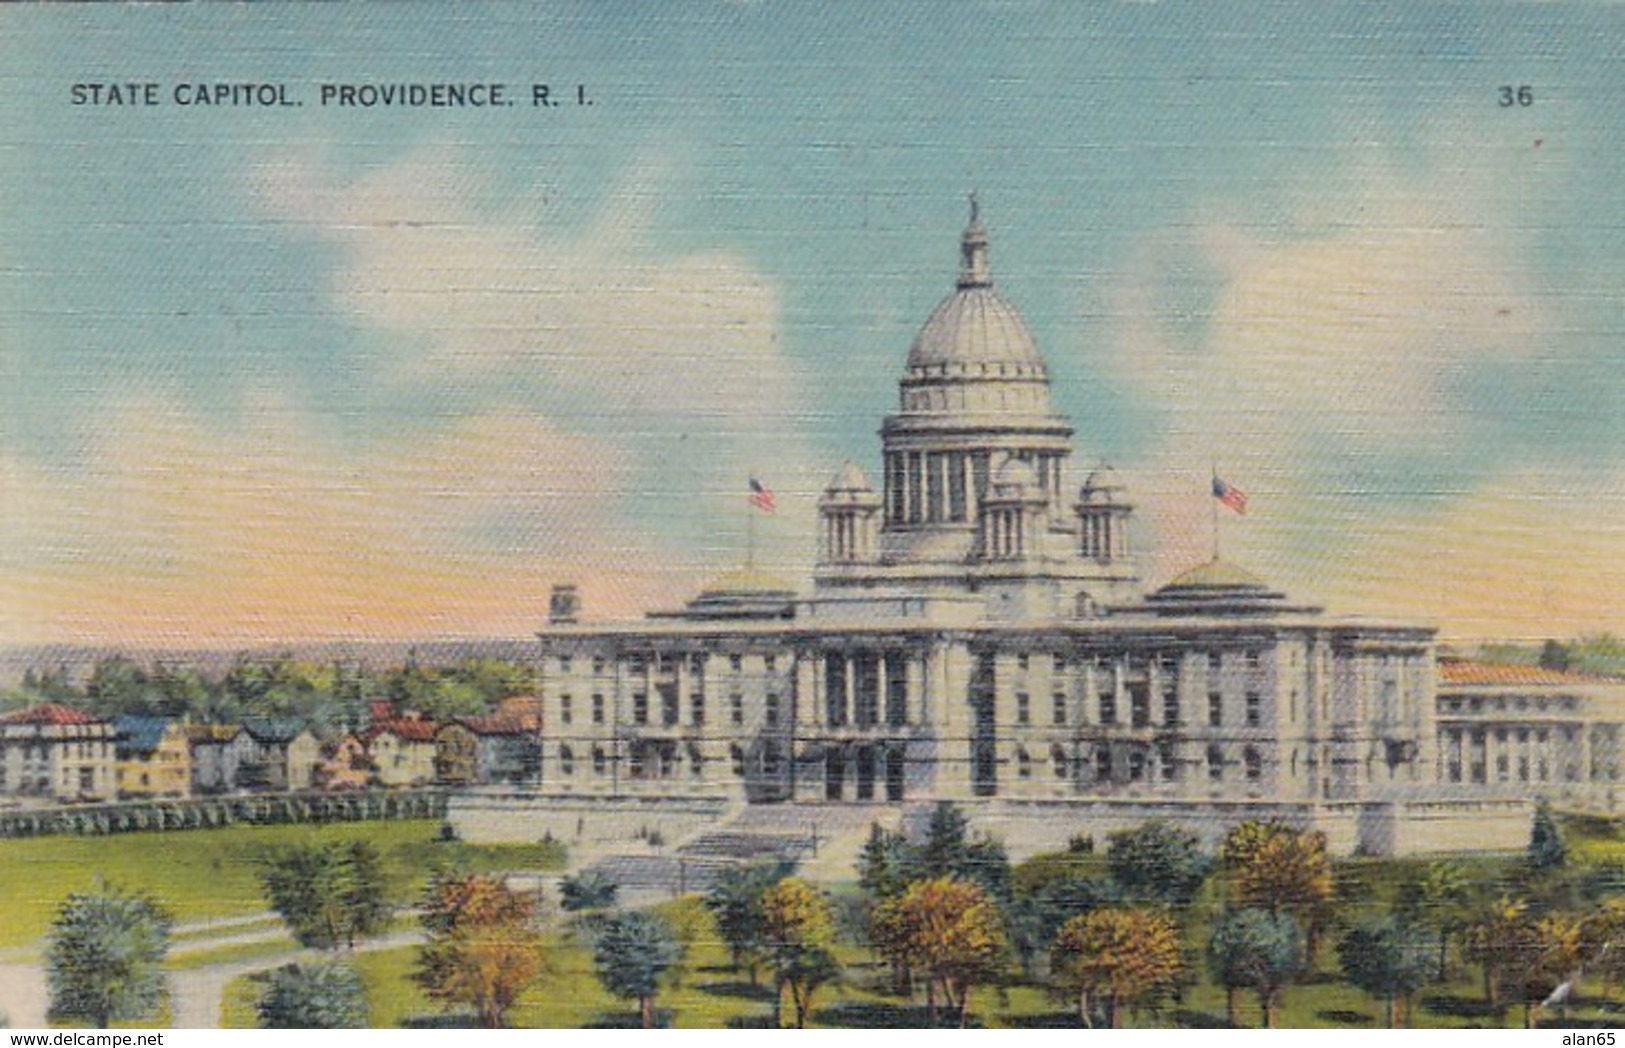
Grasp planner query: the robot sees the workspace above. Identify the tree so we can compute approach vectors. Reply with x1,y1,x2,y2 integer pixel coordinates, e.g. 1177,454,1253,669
1581,897,1625,994
46,889,172,1029
703,862,788,986
257,962,369,1028
1206,908,1304,1028
1539,639,1572,672
1106,821,1210,907
416,872,544,1028
918,802,972,878
759,879,839,1028
593,911,683,1028
260,842,394,950
856,823,916,902
1395,860,1474,980
1529,802,1567,871
1336,920,1434,1027
1006,875,1121,981
916,802,1010,900
1509,914,1583,1029
1223,824,1334,964
873,877,1007,1027
560,870,619,913
1051,908,1186,1028
1464,895,1529,1010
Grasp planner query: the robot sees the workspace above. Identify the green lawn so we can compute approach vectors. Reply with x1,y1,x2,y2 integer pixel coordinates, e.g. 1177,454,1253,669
0,819,564,949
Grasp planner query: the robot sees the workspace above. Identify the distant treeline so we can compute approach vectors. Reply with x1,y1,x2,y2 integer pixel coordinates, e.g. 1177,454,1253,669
0,787,447,839
1472,635,1625,679
1,653,536,732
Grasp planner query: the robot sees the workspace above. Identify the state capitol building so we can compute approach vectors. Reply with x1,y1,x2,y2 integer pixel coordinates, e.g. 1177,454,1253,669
451,206,1620,859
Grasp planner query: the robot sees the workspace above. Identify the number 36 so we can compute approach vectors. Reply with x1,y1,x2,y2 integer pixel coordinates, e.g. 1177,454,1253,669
1499,85,1534,107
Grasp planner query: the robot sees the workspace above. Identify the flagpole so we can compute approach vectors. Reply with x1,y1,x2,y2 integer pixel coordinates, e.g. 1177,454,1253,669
1211,463,1220,563
747,482,757,570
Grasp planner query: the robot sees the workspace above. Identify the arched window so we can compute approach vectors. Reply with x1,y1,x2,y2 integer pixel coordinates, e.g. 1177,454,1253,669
1207,744,1224,781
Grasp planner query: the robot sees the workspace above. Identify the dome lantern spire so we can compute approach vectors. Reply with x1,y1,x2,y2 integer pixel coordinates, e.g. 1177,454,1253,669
958,192,991,288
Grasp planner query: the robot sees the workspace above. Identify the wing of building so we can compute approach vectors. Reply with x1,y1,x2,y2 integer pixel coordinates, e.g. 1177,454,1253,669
454,205,1556,859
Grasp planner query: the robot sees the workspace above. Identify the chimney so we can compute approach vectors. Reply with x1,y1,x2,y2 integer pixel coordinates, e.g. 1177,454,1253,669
549,584,581,625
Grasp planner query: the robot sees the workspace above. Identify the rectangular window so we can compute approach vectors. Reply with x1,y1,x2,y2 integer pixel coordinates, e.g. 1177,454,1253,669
731,693,745,727
662,688,679,727
948,452,967,521
560,694,573,726
886,659,909,727
907,452,923,523
558,656,572,674
691,692,705,726
887,453,905,523
1099,691,1117,726
1245,692,1261,727
1015,692,1030,726
633,693,648,726
1162,688,1179,727
1052,692,1067,726
1245,650,1261,670
1130,686,1150,728
766,693,780,728
592,656,605,675
1208,692,1222,728
730,654,743,673
926,452,944,521
765,655,777,673
592,694,605,725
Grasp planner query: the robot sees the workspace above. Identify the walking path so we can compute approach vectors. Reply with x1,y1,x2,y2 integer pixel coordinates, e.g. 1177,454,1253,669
168,930,422,1028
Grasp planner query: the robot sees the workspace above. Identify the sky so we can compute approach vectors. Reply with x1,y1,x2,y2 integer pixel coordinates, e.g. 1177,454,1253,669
4,2,1625,647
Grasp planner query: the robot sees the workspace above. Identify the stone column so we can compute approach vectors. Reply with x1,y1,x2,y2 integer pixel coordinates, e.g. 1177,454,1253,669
796,654,819,728
908,654,928,726
844,655,856,729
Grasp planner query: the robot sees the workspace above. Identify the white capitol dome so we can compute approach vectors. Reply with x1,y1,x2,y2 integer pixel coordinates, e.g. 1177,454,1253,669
899,199,1053,416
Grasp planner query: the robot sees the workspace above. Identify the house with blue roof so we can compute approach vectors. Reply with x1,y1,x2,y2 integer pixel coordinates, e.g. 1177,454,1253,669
113,716,191,798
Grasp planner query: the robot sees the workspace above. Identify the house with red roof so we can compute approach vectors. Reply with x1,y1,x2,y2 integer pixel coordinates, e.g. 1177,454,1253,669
366,716,440,788
0,703,116,801
435,715,540,787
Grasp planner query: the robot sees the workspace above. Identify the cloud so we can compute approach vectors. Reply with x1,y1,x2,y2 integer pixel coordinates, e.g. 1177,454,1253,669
1332,466,1625,641
1077,126,1610,643
0,390,696,646
253,143,823,580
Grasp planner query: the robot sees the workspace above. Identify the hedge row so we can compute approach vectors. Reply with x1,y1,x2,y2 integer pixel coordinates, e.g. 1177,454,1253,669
0,789,448,839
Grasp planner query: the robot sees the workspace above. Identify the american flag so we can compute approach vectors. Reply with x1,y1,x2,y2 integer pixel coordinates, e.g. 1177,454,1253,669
749,477,776,514
1212,474,1248,515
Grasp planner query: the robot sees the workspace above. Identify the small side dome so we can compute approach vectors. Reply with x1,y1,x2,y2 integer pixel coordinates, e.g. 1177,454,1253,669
1162,559,1267,591
825,461,873,495
1079,465,1128,505
1082,465,1123,492
670,567,799,622
992,457,1039,490
1140,558,1318,618
696,567,797,599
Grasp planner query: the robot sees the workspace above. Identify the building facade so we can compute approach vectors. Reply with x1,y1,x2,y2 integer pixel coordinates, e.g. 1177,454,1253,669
1436,660,1625,813
113,717,191,798
519,209,1479,855
0,704,116,802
